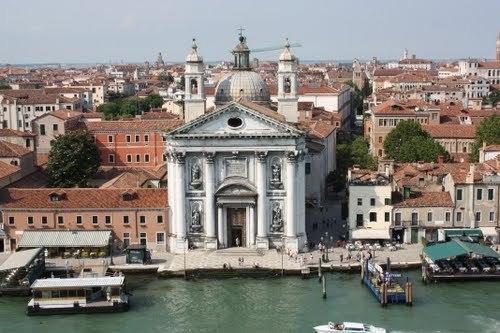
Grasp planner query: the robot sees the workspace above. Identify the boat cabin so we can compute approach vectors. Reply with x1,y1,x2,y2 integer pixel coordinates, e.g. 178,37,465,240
27,276,129,315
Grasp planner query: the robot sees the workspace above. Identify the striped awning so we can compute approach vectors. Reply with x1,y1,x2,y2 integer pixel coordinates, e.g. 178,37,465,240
18,230,111,248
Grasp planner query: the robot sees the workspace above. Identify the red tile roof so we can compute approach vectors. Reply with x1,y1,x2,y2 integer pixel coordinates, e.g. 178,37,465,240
393,191,453,208
0,140,32,158
0,161,20,179
0,128,35,138
83,119,183,132
0,188,168,209
423,124,476,139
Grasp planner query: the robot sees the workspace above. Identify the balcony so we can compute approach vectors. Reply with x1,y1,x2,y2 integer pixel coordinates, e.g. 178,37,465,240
393,220,421,227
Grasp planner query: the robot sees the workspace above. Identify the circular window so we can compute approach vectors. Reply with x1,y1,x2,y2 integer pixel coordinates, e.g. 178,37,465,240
227,117,243,128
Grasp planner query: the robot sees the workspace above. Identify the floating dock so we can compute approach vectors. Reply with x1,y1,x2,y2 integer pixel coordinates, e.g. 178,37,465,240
361,258,412,306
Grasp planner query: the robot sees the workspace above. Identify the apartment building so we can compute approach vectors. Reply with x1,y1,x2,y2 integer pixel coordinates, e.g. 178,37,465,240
0,188,168,253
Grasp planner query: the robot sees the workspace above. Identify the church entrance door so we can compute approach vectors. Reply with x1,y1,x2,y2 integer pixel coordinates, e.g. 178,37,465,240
227,208,246,247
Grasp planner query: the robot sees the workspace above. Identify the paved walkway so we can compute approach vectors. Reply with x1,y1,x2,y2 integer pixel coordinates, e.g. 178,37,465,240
156,244,424,273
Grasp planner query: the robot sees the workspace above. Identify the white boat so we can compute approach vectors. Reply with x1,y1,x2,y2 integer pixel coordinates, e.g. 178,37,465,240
314,321,386,333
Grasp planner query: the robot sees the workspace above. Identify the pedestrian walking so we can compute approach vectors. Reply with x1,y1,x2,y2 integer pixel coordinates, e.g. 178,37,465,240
235,237,240,247
340,253,343,263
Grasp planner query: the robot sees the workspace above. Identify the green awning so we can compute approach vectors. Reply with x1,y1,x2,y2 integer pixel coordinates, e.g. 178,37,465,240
444,229,483,238
424,239,500,261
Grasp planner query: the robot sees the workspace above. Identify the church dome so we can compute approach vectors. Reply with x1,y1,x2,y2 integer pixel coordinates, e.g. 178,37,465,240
214,71,270,104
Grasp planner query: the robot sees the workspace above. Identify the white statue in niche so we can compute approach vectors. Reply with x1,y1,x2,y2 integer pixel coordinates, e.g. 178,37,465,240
270,161,283,189
190,204,203,233
270,202,284,232
190,162,202,189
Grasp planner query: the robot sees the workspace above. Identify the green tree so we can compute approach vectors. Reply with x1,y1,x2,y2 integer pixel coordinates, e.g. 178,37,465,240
482,90,500,107
0,84,12,90
383,120,449,162
145,94,164,109
350,137,377,169
47,132,100,187
469,114,500,162
97,102,120,120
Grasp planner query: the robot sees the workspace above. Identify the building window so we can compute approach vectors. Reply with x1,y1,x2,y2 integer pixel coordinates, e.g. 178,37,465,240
8,216,14,225
456,189,463,201
427,212,432,222
139,216,146,224
456,212,462,222
163,154,167,162
394,212,401,225
27,216,34,225
57,216,64,225
135,154,140,163
140,232,147,246
305,163,311,175
356,214,363,227
52,124,58,131
123,216,129,224
156,232,165,244
126,155,132,163
135,135,140,142
378,136,383,143
108,154,115,163
384,198,391,205
357,198,362,206
144,135,149,142
108,135,113,143
475,211,481,222
476,188,482,200
157,215,163,224
369,212,377,222
384,212,390,222
92,216,98,224
445,212,451,222
144,154,150,163
126,135,131,143
411,212,418,225
370,198,375,206
41,216,48,225
40,124,46,135
488,188,494,200
105,216,111,224
123,232,130,248
76,216,82,225
489,211,495,222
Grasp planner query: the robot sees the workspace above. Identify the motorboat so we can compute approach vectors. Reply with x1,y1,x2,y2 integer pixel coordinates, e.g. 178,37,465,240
314,321,386,333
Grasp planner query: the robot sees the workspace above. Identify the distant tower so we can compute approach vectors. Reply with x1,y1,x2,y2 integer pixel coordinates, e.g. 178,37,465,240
184,38,206,123
155,52,165,68
402,48,409,61
352,58,364,90
496,32,500,61
277,39,298,123
144,61,150,76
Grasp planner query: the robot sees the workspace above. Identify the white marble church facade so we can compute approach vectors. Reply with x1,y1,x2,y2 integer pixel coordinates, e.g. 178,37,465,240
166,102,307,253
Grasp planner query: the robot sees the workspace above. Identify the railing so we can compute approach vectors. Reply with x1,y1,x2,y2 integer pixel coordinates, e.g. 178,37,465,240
393,220,422,227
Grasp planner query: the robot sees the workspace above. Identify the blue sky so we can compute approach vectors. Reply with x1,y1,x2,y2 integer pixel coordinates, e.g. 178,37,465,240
1,0,499,63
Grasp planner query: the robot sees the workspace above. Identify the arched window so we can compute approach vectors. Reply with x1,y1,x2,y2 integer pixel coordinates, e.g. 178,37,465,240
190,79,198,94
284,77,291,93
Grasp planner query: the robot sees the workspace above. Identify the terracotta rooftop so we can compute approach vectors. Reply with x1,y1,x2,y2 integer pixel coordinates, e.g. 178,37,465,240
0,140,32,158
423,124,476,139
393,191,453,208
0,188,168,209
83,119,183,132
0,128,35,138
0,161,20,179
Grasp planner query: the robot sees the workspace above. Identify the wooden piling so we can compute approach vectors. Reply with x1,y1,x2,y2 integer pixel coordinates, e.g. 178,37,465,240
318,258,322,282
322,275,327,299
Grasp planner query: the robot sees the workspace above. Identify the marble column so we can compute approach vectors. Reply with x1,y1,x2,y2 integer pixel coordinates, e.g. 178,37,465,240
175,153,186,239
204,153,217,249
217,204,224,248
167,153,176,235
286,152,297,238
256,152,269,249
249,204,256,246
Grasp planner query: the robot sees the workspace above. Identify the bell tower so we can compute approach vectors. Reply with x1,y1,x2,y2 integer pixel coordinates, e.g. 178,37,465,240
496,32,500,61
184,38,206,123
277,39,298,123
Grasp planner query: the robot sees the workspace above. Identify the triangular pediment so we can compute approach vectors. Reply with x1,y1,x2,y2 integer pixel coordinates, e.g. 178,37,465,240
167,101,303,138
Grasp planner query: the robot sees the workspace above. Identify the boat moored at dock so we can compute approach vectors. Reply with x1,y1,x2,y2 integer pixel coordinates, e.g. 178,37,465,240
26,276,129,315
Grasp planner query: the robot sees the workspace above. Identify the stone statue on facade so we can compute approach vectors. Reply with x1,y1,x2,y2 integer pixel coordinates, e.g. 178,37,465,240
270,162,283,189
190,162,202,189
190,206,203,233
270,203,284,232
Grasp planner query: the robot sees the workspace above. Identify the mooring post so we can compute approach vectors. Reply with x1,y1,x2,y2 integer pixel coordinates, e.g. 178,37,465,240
322,275,327,299
318,257,323,281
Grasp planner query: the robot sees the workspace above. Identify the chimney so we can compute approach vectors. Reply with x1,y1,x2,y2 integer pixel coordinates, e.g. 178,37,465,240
466,164,476,183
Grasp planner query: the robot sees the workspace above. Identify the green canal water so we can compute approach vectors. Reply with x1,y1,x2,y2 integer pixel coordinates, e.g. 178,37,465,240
0,271,499,333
